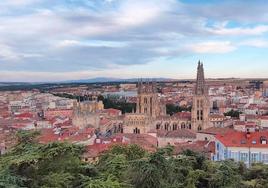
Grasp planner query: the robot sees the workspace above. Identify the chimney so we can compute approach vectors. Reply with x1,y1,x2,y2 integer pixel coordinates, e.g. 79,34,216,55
246,130,251,139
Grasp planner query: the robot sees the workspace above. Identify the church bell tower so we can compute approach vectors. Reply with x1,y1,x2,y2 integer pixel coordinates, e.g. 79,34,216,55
191,61,210,131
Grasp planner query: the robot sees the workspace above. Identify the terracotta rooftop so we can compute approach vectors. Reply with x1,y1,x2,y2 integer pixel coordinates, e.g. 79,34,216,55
14,112,34,119
38,127,95,144
198,127,233,135
174,112,191,120
209,114,225,119
115,133,157,152
157,129,196,139
215,131,268,148
174,141,215,157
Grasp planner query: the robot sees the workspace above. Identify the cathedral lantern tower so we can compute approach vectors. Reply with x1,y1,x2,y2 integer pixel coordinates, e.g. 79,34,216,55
191,61,210,131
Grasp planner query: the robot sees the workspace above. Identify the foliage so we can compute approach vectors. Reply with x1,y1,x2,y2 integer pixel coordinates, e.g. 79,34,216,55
101,97,136,114
166,104,191,115
1,131,268,188
224,109,242,118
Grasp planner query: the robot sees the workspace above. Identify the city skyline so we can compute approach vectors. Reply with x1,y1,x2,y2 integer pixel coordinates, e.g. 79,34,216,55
1,0,268,82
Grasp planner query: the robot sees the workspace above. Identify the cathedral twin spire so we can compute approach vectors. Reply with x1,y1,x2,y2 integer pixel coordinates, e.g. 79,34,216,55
195,60,207,95
137,79,157,94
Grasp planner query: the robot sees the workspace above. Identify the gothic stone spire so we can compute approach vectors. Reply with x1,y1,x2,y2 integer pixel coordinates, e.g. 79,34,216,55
195,60,206,95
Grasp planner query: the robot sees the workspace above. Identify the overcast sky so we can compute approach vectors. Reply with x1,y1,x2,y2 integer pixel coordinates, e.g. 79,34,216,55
0,0,268,82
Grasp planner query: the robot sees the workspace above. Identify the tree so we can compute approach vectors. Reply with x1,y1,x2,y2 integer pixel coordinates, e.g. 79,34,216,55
224,109,242,118
166,104,191,115
2,131,268,188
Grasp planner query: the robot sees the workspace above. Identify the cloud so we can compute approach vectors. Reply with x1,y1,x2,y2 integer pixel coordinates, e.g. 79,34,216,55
239,39,268,47
186,0,268,23
208,25,268,36
1,0,268,81
188,41,236,54
0,0,38,7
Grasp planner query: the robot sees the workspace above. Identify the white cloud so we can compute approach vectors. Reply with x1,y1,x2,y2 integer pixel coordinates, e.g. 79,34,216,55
0,0,38,6
56,40,81,48
189,41,236,54
239,39,268,47
209,25,268,36
0,43,20,61
115,0,172,27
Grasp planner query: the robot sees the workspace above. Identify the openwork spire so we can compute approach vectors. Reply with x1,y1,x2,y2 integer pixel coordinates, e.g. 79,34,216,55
195,60,206,95
137,79,157,94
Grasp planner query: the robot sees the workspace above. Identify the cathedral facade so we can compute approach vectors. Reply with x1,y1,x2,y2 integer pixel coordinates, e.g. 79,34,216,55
72,61,211,135
123,81,166,134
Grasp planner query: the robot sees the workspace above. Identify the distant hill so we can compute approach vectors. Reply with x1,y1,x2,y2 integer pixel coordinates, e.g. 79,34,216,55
63,77,177,83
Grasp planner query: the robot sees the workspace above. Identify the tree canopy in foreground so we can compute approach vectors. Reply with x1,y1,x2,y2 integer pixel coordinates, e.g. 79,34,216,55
0,130,268,188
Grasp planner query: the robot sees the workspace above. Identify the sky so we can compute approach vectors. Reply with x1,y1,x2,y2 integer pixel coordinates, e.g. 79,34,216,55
1,0,268,82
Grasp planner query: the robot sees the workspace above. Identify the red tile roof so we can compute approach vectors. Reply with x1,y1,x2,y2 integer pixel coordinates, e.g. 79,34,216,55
260,116,268,120
15,112,34,119
115,133,157,152
198,127,233,135
38,127,95,144
174,112,191,120
157,129,196,139
209,114,225,119
174,141,215,157
215,131,268,148
101,108,121,116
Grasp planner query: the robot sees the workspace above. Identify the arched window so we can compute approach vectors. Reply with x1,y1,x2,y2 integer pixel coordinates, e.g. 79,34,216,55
144,98,147,104
156,124,161,130
133,127,140,134
181,122,186,129
188,124,191,129
198,126,202,131
173,123,178,130
165,123,169,131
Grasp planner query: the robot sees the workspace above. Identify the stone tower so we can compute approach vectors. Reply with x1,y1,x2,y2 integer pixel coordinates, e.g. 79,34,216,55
136,80,165,118
191,61,210,131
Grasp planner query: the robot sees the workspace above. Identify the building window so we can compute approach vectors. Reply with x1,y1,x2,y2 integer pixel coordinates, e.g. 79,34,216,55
165,123,169,131
198,126,202,131
261,153,268,163
181,122,186,129
224,149,228,158
134,128,140,134
230,152,238,161
251,153,259,163
156,124,161,130
144,98,147,104
173,124,177,130
240,153,248,162
216,143,220,151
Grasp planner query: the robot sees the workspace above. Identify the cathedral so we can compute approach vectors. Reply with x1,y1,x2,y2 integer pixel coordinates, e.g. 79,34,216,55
123,81,166,134
72,98,104,128
191,61,210,131
72,61,212,135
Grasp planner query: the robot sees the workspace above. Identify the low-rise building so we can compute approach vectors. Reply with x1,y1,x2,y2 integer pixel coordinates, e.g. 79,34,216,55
213,131,268,166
